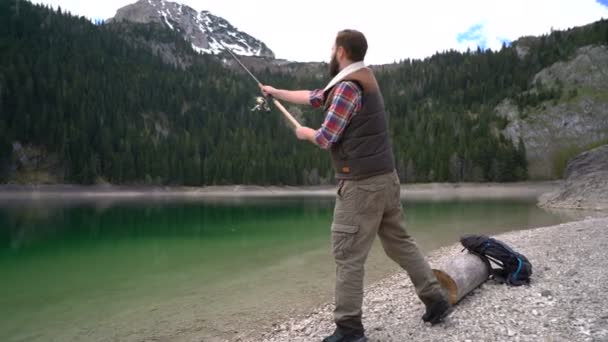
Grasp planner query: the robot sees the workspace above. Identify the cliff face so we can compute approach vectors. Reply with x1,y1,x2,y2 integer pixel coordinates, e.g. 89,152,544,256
538,144,608,210
499,45,608,179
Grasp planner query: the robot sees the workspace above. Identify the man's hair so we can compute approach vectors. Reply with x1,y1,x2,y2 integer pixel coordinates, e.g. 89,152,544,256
335,29,367,62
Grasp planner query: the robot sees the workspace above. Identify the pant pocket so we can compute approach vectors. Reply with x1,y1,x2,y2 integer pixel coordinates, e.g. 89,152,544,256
355,183,385,213
390,180,402,210
331,223,359,259
336,180,345,198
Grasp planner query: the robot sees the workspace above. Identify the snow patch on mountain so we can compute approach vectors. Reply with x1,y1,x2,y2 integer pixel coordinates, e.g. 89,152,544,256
110,0,274,58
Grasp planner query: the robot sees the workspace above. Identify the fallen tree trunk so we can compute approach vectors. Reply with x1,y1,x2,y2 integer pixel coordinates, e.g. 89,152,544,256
432,253,490,305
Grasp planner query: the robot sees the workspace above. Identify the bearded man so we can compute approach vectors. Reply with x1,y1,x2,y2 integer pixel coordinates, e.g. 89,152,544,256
261,29,451,342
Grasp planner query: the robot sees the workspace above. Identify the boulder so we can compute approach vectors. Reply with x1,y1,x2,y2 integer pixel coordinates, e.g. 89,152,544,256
539,144,608,210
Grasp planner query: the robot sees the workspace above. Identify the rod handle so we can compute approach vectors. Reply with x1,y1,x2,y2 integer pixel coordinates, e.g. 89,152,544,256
258,83,302,129
271,99,302,129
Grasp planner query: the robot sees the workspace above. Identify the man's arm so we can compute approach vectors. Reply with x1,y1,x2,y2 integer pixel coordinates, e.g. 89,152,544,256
297,81,362,149
260,85,311,105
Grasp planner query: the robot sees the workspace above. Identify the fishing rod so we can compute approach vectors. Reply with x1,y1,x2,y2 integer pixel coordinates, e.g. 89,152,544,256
220,42,302,129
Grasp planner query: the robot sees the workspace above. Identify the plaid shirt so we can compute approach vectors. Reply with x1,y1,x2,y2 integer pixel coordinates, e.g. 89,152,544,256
309,81,362,149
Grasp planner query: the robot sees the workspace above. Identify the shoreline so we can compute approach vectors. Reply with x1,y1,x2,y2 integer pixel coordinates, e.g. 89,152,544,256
0,181,560,201
256,216,608,342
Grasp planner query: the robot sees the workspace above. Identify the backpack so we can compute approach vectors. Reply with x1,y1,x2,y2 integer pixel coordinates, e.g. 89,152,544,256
460,234,532,286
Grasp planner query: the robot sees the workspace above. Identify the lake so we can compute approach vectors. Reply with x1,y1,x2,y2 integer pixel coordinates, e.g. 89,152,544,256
0,194,583,342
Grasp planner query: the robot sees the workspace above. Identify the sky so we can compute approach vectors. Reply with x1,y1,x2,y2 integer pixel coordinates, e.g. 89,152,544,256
34,0,608,65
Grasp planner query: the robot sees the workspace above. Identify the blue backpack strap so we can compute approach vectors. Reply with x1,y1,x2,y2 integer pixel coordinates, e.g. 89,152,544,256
511,257,523,283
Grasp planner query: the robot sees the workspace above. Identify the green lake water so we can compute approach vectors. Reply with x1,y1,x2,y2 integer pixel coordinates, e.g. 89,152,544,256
0,196,583,342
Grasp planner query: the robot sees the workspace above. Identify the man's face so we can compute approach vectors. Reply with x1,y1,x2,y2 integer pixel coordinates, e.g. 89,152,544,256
329,45,340,77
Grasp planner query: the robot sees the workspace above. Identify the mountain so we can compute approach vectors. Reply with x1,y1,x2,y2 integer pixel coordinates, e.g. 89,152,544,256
498,45,608,179
108,0,274,58
497,24,608,179
0,0,325,186
1,0,607,186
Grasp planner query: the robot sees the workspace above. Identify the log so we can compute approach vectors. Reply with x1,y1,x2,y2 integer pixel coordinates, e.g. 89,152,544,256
432,253,490,305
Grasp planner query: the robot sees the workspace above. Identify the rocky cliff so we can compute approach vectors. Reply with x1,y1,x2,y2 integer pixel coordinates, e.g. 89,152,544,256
538,144,608,210
499,45,608,179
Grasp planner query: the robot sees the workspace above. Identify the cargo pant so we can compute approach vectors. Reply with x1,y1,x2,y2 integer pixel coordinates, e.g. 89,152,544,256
331,170,445,334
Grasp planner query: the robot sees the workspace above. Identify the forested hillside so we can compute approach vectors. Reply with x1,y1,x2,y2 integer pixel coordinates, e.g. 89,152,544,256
1,1,606,185
375,20,608,182
0,0,325,185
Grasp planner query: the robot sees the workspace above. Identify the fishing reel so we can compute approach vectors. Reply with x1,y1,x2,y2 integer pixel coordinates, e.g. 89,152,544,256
250,96,271,112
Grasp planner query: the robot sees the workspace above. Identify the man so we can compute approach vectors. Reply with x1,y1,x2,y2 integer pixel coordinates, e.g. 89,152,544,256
261,29,451,342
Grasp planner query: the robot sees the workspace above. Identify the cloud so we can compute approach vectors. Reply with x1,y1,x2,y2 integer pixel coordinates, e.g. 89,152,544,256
457,23,488,50
91,18,106,25
456,24,514,52
597,0,608,7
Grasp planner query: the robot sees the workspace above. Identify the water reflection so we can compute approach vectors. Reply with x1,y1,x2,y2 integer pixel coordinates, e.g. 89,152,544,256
0,198,335,252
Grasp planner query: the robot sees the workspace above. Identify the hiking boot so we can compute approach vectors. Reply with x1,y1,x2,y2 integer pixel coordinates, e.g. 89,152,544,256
422,298,452,325
322,329,368,342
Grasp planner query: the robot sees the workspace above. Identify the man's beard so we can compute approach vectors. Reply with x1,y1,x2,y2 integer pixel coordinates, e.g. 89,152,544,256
329,54,340,77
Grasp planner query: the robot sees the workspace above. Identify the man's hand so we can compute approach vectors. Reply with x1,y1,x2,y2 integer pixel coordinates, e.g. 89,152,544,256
260,84,278,97
295,126,317,142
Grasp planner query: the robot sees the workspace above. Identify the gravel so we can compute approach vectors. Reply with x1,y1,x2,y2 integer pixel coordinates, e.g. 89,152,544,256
257,217,608,342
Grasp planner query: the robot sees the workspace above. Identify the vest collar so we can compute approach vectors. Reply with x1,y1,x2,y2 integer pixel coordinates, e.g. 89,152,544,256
323,61,366,92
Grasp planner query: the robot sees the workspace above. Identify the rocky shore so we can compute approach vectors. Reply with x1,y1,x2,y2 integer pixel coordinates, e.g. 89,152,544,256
258,217,608,342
